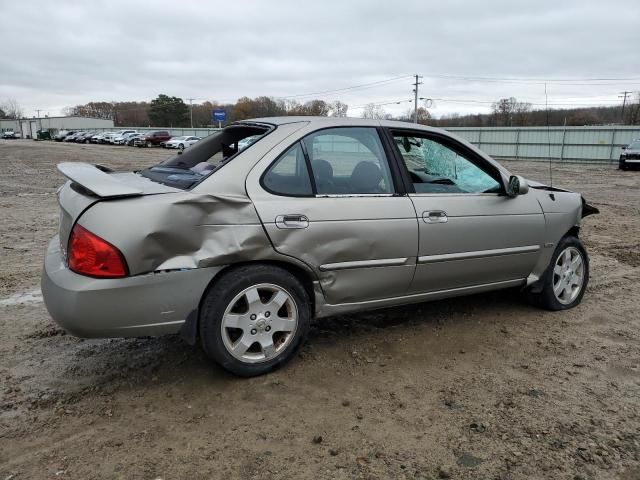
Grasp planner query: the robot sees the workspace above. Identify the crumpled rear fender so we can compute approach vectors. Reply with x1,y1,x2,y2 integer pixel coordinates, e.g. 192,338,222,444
77,191,312,277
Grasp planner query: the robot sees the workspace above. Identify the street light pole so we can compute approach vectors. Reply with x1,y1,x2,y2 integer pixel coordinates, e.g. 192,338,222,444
187,98,195,128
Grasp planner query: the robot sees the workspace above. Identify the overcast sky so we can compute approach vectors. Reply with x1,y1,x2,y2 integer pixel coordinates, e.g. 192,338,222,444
1,0,639,118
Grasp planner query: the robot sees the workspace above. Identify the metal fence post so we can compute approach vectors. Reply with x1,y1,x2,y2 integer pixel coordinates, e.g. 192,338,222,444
560,126,567,162
608,128,617,164
515,129,520,160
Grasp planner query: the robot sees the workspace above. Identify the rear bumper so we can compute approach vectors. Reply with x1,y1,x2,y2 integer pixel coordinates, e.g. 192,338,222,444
41,236,223,338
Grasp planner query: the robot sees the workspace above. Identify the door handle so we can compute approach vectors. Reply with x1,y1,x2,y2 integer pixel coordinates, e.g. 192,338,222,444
275,214,309,229
422,210,448,224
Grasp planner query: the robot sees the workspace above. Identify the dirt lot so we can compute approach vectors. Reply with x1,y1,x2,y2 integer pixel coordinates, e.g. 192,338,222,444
0,139,639,480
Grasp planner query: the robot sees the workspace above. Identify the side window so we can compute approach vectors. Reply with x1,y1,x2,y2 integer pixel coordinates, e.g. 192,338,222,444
262,142,313,196
303,127,393,195
393,134,501,194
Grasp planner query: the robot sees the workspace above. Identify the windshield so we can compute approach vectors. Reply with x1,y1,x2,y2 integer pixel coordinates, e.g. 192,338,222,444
139,123,271,189
627,141,640,150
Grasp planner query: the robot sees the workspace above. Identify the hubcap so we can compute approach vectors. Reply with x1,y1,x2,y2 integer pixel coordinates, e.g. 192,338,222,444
220,283,298,363
552,246,585,305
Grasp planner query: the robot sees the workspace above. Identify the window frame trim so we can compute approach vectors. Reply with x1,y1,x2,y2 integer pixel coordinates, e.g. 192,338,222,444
259,140,315,198
384,127,507,196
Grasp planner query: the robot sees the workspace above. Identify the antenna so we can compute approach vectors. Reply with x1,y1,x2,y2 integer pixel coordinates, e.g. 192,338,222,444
545,82,553,187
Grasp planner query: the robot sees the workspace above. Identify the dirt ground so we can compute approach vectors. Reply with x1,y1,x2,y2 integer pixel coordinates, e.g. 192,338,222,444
0,139,639,480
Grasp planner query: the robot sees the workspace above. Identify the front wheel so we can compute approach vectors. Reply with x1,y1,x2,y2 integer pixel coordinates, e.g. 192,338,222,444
527,236,589,310
619,157,627,170
178,143,184,151
199,265,310,377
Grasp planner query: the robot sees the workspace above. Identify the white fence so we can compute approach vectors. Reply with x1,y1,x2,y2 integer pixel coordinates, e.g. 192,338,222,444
57,124,640,163
446,126,640,163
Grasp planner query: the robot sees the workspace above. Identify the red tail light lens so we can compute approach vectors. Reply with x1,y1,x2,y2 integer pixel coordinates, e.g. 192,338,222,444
68,224,128,278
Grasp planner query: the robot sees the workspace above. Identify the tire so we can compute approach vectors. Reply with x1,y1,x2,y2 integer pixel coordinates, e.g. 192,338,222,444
619,157,627,170
146,141,152,148
199,265,311,377
527,235,589,311
178,143,184,151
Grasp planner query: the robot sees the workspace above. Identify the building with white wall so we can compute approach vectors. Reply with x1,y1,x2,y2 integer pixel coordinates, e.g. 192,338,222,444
0,116,114,138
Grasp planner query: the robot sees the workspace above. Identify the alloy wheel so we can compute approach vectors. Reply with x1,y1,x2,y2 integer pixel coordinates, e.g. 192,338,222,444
220,283,298,363
552,246,585,305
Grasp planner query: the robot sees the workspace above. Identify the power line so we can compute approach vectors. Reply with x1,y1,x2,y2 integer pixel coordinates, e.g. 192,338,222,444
278,75,414,99
350,96,623,110
422,73,640,85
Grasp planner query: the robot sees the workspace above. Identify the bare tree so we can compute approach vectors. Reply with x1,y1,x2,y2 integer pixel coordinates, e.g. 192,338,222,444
1,98,23,119
409,107,432,124
328,101,348,117
491,97,532,126
362,103,386,119
65,101,114,119
625,93,640,125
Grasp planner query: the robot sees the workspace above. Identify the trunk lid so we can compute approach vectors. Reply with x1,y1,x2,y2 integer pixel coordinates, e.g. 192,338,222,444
56,163,180,258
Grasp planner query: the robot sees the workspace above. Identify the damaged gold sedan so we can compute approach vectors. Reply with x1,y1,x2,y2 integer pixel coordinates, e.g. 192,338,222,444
42,117,597,376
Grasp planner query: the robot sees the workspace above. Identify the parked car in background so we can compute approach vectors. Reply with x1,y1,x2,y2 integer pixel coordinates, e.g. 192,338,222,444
164,135,201,150
619,139,640,170
109,130,136,145
2,130,19,139
134,130,171,147
238,135,259,151
125,133,145,146
64,132,85,142
54,130,76,142
101,133,118,144
113,131,138,145
90,133,107,143
43,117,599,377
76,132,95,143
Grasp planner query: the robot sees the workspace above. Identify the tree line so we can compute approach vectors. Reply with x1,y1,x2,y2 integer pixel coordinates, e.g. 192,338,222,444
62,95,350,128
432,95,640,128
52,91,640,128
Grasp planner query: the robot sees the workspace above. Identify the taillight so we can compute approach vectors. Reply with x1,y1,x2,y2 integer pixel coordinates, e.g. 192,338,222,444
67,224,128,278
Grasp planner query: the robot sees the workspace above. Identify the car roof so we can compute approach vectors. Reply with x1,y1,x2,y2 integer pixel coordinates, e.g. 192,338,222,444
240,116,449,135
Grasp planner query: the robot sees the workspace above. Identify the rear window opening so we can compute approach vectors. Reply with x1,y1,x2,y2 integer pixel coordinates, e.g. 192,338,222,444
139,123,272,189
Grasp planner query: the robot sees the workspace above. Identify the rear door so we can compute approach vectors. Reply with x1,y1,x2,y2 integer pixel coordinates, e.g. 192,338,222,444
387,129,545,293
247,126,418,305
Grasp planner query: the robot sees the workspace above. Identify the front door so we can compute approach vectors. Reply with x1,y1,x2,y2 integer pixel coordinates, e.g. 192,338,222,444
248,126,418,305
388,129,545,293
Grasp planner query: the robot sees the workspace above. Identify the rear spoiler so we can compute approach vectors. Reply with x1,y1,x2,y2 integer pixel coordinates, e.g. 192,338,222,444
57,162,143,198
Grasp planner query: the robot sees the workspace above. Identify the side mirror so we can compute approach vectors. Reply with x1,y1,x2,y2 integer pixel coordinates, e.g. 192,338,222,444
621,146,627,150
506,175,529,197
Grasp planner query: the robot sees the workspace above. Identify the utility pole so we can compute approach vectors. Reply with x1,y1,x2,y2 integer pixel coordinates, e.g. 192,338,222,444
35,109,42,133
412,74,423,123
619,91,632,124
187,98,195,128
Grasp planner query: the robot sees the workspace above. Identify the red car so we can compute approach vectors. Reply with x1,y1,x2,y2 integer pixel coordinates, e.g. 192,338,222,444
135,130,171,147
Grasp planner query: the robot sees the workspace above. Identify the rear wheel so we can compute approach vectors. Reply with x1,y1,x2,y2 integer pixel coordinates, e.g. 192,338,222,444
199,265,310,377
527,235,589,310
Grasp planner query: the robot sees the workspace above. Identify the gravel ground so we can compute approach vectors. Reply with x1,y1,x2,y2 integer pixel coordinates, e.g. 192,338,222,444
0,139,639,480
